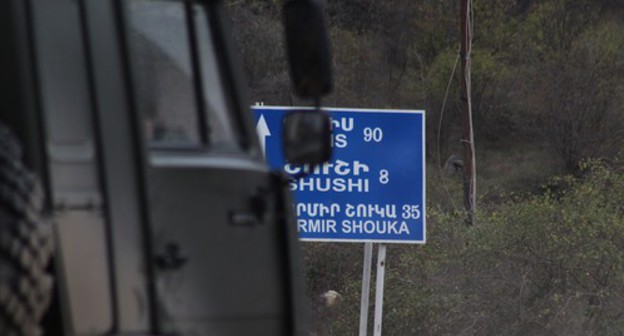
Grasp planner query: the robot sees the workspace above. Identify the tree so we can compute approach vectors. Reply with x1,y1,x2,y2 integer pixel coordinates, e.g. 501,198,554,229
524,19,624,171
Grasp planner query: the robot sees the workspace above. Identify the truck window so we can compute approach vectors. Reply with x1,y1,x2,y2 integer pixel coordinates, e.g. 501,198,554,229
130,0,240,150
193,5,240,149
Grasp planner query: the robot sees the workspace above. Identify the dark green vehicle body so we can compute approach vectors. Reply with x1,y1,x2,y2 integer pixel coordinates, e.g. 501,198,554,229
0,0,330,334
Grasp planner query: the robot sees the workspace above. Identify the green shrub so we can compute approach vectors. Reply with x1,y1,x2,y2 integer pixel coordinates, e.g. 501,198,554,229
462,160,624,335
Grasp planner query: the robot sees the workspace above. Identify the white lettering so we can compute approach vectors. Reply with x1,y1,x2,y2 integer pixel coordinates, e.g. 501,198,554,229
331,117,354,131
284,160,372,178
296,203,341,217
347,178,369,192
343,204,397,218
341,220,410,235
284,164,302,175
298,219,308,232
353,161,370,175
334,160,350,176
298,219,337,233
291,177,369,193
333,134,348,148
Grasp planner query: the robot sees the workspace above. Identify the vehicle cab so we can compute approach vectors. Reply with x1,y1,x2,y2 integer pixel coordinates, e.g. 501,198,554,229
0,0,332,335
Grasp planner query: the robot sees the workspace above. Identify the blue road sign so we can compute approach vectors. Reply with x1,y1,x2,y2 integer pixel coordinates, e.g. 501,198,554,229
253,106,425,244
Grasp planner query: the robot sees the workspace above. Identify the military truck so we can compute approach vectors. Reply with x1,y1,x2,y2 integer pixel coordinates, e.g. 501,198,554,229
0,0,332,335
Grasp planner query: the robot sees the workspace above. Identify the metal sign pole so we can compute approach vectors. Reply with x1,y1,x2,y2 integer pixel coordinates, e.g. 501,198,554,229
359,242,374,336
373,244,387,336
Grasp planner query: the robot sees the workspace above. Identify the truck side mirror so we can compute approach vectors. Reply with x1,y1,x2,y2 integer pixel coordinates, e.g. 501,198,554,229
283,0,333,99
283,111,332,165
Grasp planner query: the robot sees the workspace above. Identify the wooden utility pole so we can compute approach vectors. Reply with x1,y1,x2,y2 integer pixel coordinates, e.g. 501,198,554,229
460,0,476,223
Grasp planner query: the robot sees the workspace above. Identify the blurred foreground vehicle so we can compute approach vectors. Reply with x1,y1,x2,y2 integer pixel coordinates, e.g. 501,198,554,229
0,0,331,334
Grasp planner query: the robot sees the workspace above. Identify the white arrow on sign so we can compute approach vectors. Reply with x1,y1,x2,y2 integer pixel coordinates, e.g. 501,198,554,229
256,114,271,158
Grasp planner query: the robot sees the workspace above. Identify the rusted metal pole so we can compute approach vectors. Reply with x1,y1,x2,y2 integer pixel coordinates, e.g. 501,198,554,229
460,0,476,223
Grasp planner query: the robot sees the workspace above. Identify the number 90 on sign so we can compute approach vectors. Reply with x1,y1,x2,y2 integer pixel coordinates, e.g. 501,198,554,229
363,127,383,142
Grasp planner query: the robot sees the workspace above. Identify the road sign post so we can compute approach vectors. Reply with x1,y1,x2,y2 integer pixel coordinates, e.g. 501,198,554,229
374,244,387,336
359,242,373,336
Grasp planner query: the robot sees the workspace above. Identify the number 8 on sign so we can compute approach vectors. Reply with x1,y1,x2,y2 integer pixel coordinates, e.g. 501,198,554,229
379,169,389,184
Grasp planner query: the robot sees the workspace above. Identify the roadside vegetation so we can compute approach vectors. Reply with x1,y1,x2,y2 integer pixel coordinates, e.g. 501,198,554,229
227,0,624,334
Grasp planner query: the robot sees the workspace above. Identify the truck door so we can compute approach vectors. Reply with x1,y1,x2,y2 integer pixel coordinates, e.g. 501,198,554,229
127,1,299,335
